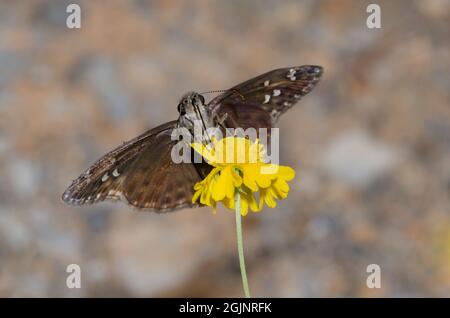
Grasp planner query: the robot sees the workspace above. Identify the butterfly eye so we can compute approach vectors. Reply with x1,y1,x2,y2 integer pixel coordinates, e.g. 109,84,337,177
177,103,186,115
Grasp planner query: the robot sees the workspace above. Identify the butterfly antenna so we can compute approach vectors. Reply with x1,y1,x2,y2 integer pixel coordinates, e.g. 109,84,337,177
200,89,228,94
200,89,245,101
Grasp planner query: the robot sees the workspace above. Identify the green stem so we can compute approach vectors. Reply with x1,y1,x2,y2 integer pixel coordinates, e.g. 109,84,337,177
235,190,251,298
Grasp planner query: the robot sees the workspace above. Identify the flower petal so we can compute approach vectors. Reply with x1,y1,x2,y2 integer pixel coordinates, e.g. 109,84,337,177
192,187,201,204
240,197,249,216
191,142,216,164
279,166,295,181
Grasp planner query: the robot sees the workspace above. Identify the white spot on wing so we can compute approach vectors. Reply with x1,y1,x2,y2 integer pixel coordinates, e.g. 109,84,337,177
273,89,281,96
263,94,271,104
270,109,279,119
112,168,120,177
287,68,296,81
101,173,109,182
108,189,122,197
264,80,270,87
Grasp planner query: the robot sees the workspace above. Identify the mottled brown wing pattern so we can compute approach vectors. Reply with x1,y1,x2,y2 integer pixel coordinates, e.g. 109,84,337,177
120,138,207,211
214,102,273,131
209,65,323,127
62,121,179,207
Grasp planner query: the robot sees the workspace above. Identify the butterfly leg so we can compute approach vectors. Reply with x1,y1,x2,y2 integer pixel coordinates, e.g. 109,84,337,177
213,113,234,138
216,113,228,127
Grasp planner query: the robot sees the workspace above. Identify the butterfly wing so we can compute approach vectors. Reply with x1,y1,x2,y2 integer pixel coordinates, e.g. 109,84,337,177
62,121,209,212
121,137,209,211
209,65,323,129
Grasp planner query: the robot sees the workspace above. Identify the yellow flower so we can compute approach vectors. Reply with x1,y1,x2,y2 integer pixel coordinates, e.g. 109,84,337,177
191,137,295,215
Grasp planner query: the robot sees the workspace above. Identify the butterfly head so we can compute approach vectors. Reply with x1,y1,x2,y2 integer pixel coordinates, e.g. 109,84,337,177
177,92,205,114
177,92,213,131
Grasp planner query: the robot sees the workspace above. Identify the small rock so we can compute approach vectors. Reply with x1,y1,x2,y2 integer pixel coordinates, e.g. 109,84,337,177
321,130,399,188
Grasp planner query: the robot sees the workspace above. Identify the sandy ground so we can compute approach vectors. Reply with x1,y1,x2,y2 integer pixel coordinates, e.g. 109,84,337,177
0,0,449,297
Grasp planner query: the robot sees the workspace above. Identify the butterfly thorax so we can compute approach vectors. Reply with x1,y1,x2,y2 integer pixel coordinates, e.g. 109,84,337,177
177,91,215,134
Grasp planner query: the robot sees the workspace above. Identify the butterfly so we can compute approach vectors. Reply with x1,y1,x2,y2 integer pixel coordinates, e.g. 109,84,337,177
62,65,323,212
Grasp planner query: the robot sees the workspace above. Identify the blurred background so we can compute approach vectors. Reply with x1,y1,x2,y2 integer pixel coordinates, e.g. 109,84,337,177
0,0,449,297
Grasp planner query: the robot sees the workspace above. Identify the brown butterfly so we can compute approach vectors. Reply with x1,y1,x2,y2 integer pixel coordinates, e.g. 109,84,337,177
62,65,323,212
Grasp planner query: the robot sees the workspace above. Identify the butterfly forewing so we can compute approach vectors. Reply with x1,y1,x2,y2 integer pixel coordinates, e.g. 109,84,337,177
209,65,323,127
63,121,200,211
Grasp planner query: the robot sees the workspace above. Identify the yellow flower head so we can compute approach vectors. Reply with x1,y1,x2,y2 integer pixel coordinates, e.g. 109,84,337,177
191,137,295,216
